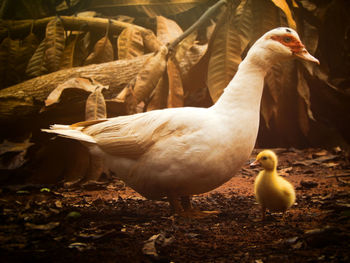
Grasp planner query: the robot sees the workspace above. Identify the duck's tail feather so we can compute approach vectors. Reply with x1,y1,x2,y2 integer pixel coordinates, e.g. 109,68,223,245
42,124,96,144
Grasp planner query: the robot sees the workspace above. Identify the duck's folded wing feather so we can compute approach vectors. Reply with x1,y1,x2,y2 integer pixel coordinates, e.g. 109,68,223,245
77,110,188,158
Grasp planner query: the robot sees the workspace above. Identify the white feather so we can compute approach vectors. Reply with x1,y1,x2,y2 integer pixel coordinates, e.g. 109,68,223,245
41,125,96,143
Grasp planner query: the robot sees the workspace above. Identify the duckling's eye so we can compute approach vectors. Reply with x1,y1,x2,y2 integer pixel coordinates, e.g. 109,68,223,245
283,36,292,43
261,156,268,160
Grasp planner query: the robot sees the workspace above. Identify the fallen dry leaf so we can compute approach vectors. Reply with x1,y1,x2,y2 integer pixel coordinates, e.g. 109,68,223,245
133,45,168,103
45,78,106,106
85,87,107,121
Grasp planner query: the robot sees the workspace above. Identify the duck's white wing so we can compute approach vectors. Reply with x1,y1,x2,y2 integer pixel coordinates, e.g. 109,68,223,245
79,108,198,158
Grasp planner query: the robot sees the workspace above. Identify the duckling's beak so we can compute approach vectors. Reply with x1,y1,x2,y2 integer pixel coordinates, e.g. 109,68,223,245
250,159,260,167
294,48,319,64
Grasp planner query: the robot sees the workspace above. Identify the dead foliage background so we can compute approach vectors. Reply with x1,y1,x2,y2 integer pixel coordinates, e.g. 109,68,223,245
0,0,349,185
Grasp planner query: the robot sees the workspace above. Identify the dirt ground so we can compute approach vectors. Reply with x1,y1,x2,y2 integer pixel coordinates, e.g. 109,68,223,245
0,148,349,262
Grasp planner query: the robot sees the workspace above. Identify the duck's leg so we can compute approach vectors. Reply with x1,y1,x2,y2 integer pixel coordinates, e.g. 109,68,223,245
180,196,192,211
168,195,219,218
180,196,220,218
167,195,184,215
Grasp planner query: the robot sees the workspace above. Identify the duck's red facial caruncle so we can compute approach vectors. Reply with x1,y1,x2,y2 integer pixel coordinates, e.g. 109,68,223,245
271,33,319,64
271,34,304,53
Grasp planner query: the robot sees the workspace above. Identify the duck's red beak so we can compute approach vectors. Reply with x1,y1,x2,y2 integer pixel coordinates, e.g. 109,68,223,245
294,48,319,64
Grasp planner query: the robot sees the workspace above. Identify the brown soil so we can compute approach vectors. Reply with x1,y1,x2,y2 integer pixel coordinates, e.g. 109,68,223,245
0,148,349,262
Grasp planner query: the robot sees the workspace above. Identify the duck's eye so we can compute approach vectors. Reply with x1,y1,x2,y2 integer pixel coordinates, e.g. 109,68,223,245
261,156,268,160
283,36,292,43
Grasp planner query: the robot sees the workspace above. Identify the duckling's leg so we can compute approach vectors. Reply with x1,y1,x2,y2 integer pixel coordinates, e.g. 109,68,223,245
261,206,266,221
282,211,289,222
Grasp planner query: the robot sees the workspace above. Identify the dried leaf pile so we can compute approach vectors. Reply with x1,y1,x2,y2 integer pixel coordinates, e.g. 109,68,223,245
0,148,349,262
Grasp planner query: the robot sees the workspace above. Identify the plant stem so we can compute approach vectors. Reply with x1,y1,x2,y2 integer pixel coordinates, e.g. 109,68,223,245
168,0,227,51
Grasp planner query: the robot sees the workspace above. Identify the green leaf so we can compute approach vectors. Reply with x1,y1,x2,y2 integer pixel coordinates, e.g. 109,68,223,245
16,190,30,194
66,211,81,219
40,188,51,192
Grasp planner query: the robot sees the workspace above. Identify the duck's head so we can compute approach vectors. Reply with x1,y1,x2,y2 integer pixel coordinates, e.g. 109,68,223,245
249,27,319,65
251,150,278,171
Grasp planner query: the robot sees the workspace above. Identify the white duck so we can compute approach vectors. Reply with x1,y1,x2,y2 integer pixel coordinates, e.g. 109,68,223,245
43,27,318,217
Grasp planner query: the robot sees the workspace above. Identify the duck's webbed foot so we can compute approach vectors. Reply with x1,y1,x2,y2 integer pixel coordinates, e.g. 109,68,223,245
167,195,220,218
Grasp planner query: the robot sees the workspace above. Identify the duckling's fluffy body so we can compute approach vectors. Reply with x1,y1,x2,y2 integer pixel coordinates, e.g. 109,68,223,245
254,150,295,216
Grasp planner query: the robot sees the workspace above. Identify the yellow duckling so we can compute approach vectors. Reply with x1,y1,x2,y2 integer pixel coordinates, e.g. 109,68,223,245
252,150,295,220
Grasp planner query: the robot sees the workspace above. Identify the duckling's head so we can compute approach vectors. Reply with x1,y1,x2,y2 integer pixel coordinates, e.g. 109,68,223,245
254,150,278,171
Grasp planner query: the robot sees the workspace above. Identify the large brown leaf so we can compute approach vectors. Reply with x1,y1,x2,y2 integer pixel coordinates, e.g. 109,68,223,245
156,15,183,45
0,136,33,170
297,66,315,136
117,27,144,60
89,0,209,17
300,20,318,55
9,37,38,85
251,0,283,40
115,79,138,114
74,32,91,66
0,32,38,87
45,17,66,72
60,33,79,69
261,60,296,130
174,31,197,64
261,62,285,128
8,39,23,85
167,58,184,107
147,71,169,111
21,32,40,70
207,0,253,102
45,77,104,106
141,30,162,53
85,20,114,65
174,31,208,79
270,0,296,29
84,35,114,65
133,46,168,103
0,37,11,89
26,38,48,78
85,87,107,121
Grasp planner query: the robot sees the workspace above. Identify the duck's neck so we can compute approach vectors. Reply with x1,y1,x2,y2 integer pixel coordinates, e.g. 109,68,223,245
211,51,271,114
263,165,277,173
